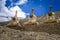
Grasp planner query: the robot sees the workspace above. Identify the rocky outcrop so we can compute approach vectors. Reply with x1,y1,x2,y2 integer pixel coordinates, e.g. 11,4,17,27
0,26,60,40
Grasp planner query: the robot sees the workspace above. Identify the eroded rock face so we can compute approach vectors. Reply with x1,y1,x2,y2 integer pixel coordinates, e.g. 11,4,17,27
0,26,60,40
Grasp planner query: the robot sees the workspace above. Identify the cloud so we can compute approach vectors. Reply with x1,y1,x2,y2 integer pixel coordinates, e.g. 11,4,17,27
0,0,11,22
16,0,28,5
26,13,30,16
0,0,28,22
9,6,26,18
8,0,28,7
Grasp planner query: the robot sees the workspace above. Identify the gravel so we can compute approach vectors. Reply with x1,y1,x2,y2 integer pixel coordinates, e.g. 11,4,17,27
0,26,60,40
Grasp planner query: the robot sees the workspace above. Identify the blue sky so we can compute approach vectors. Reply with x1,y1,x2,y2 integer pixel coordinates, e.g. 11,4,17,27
5,0,60,16
0,0,60,22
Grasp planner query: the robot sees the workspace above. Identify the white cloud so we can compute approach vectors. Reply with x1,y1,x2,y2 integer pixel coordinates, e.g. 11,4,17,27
9,6,26,18
0,0,28,22
16,0,28,5
9,0,28,7
0,0,11,22
0,0,12,16
26,13,30,16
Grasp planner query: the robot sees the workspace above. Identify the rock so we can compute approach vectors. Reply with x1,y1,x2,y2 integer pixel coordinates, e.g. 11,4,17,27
0,26,60,40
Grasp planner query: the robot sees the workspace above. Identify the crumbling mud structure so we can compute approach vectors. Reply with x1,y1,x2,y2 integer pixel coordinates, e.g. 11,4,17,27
6,10,22,29
43,5,57,24
23,8,39,26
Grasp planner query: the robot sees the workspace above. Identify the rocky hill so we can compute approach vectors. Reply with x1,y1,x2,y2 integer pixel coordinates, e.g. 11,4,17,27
0,26,60,40
0,11,60,40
